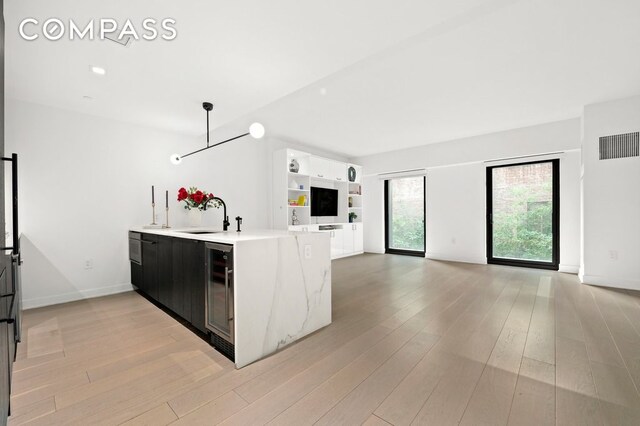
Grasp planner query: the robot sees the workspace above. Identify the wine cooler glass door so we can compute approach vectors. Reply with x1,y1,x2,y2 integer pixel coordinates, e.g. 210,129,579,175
205,243,234,343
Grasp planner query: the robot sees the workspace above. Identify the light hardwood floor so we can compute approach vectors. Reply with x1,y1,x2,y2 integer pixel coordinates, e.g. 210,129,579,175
9,254,640,425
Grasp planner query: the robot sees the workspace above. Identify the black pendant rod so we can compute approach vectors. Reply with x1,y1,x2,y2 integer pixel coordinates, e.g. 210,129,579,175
203,101,214,148
181,132,250,159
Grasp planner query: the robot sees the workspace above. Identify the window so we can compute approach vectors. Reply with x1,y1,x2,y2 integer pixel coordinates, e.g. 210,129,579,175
384,176,425,256
486,160,559,270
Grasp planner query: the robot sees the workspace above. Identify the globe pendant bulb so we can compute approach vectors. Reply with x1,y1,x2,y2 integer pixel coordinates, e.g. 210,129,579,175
249,122,265,139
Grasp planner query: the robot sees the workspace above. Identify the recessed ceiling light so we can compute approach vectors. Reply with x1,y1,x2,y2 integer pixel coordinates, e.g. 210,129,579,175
319,88,327,96
91,66,106,76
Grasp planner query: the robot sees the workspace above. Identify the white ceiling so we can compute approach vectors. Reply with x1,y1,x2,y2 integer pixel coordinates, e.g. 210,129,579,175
6,0,640,157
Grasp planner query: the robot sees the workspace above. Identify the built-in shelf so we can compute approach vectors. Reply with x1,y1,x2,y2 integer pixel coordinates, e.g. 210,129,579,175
275,149,364,258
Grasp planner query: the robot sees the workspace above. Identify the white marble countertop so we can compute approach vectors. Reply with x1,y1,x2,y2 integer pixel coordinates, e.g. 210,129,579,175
129,226,308,244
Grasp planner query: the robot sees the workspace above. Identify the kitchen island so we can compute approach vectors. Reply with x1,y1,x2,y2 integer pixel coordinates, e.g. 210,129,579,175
129,227,331,368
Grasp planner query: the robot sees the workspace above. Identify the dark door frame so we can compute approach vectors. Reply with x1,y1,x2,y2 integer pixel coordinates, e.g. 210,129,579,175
486,159,560,270
384,176,426,257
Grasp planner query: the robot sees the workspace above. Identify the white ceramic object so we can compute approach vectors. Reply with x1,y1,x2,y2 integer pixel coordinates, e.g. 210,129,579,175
188,209,202,227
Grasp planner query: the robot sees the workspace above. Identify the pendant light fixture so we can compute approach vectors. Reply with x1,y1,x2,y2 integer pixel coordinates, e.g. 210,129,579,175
170,102,265,164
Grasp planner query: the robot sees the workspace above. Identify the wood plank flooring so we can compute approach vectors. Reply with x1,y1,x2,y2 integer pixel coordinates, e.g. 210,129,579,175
9,254,640,425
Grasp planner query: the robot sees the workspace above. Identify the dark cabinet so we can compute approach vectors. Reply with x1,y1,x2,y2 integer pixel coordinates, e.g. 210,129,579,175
158,236,192,321
171,240,186,319
0,262,17,424
183,240,206,333
130,234,206,334
157,236,173,309
0,266,10,423
0,321,8,423
130,263,143,289
141,234,159,300
6,318,13,395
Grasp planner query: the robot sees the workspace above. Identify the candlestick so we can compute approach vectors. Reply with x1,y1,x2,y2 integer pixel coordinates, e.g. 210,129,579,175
163,206,171,228
152,185,155,204
165,190,168,208
151,202,157,225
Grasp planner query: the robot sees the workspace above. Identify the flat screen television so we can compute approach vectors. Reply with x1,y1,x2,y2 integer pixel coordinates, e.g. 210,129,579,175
310,187,338,217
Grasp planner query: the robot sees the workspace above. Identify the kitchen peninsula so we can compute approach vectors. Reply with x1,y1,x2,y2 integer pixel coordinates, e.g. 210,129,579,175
128,227,331,368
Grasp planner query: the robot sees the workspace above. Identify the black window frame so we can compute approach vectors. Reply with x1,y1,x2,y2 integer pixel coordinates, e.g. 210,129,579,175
486,159,560,270
384,176,426,257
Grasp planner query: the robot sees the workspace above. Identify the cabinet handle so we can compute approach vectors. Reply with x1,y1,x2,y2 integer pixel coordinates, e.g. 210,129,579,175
140,240,156,245
224,267,230,322
337,177,342,181
317,174,324,178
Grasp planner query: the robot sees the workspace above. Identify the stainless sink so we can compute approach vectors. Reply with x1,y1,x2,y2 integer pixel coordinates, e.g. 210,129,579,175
176,230,222,235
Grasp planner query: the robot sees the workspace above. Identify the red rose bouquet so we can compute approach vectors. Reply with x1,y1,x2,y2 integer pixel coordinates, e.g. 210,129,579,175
177,187,221,211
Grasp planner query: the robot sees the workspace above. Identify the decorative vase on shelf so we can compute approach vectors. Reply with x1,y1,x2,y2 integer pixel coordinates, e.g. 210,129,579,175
188,209,202,227
289,159,300,173
348,166,356,182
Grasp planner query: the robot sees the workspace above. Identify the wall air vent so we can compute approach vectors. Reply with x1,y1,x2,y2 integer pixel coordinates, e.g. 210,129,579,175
599,132,639,160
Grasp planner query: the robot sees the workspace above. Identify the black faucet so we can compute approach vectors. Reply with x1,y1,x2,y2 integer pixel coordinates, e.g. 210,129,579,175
212,197,230,231
235,216,242,232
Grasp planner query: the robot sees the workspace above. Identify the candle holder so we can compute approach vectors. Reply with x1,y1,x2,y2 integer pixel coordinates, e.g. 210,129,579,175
151,202,157,225
162,207,171,229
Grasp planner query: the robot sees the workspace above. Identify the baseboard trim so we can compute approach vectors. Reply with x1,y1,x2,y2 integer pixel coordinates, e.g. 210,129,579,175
363,248,385,254
426,253,487,265
23,283,134,310
332,251,365,260
580,274,640,291
558,264,580,274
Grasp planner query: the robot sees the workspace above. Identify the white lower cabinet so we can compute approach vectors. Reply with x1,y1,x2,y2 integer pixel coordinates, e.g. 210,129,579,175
343,223,364,255
353,223,364,253
290,223,363,259
343,226,354,254
330,229,344,258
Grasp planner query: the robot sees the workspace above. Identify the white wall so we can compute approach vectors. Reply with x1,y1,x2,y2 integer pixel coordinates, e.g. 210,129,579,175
361,174,384,254
558,151,581,273
6,99,344,309
352,119,582,272
425,163,487,264
581,96,640,290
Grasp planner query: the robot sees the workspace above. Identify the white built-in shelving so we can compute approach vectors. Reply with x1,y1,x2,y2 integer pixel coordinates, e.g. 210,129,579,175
272,149,364,258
